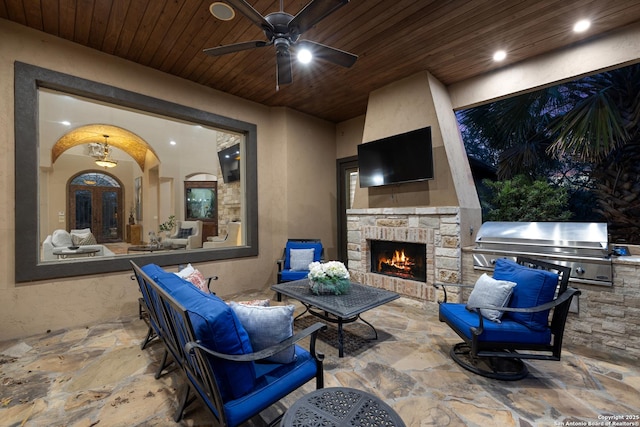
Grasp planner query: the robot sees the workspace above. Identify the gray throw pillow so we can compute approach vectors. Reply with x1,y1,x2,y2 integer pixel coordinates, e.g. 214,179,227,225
466,273,517,323
229,302,296,363
289,248,315,271
71,232,97,246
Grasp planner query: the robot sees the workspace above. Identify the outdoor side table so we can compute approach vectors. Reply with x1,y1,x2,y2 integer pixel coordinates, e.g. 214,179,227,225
281,387,405,427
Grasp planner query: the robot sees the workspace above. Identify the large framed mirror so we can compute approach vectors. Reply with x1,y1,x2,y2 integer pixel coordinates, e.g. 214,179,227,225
15,62,258,282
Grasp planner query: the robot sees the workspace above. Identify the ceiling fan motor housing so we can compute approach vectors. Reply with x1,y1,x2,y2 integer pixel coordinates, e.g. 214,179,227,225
265,12,298,43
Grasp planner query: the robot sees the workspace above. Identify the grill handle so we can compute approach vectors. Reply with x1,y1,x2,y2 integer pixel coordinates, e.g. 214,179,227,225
476,239,608,251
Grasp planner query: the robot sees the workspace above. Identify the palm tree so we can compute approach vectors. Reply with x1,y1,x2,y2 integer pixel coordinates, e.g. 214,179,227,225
458,63,640,243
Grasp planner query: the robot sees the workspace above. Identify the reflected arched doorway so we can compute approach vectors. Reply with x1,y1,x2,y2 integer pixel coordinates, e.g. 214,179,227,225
68,171,123,243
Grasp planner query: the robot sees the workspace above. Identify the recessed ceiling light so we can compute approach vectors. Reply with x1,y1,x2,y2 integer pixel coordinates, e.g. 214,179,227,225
297,48,313,64
210,2,235,21
493,50,507,61
573,19,591,33
61,120,71,126
170,140,177,146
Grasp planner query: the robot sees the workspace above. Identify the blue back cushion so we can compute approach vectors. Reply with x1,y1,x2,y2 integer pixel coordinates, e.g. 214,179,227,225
169,284,256,400
284,241,323,270
142,264,256,400
493,258,559,331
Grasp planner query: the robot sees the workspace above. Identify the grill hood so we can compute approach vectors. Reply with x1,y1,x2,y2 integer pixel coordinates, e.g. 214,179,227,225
473,221,612,286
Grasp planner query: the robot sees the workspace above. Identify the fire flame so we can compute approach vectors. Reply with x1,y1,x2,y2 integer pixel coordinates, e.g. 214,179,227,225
378,249,414,272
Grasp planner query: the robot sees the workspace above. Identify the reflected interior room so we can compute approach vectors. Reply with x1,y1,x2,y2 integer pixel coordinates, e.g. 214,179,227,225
39,88,246,261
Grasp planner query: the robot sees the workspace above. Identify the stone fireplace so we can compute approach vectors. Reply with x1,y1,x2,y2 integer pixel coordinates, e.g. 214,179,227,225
344,72,481,302
347,207,463,302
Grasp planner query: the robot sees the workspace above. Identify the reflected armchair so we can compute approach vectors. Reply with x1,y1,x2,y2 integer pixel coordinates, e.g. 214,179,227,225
165,220,203,249
203,221,241,249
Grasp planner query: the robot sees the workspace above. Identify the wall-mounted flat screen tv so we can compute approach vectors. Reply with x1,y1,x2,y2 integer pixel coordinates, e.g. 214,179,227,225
217,143,241,183
357,126,434,188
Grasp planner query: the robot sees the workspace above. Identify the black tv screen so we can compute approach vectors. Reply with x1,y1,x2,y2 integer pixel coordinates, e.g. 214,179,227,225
217,143,241,183
357,126,434,187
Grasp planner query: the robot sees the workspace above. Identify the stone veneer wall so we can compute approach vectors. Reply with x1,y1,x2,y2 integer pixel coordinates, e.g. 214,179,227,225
216,132,242,235
347,207,462,302
461,249,640,360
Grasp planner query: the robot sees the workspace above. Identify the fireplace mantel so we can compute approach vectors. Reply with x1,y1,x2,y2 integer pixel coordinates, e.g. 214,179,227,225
346,207,462,302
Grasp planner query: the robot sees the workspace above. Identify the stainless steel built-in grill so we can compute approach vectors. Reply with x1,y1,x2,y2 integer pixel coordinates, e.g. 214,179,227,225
473,222,612,286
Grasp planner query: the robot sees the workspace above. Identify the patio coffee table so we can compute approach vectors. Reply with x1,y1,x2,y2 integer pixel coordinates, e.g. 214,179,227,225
52,247,100,259
271,279,399,357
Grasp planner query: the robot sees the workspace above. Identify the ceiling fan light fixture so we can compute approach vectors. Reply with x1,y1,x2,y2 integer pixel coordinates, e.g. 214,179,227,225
210,2,235,21
297,48,313,64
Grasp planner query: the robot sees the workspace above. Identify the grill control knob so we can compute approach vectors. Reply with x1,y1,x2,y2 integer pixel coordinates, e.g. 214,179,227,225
575,266,585,275
490,258,496,265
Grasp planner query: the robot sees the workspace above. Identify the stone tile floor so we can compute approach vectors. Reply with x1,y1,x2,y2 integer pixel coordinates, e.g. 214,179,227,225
1,291,639,427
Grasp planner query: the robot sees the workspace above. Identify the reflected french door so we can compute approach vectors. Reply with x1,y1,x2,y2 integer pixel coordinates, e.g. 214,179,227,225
69,186,122,243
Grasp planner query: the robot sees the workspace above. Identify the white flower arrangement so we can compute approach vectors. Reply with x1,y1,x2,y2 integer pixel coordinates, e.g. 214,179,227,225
308,261,351,295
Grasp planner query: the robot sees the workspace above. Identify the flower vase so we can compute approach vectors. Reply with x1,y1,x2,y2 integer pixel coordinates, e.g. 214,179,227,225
309,277,351,296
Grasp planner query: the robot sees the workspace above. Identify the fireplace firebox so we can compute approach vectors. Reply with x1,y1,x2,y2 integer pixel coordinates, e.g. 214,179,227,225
370,240,426,282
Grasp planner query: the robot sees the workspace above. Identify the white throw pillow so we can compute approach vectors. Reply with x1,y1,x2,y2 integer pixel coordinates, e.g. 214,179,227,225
289,248,315,271
466,273,517,323
51,229,73,247
175,263,195,279
229,302,296,363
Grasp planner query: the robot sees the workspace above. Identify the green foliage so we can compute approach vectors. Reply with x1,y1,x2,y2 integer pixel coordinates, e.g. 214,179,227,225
159,215,176,233
483,175,572,222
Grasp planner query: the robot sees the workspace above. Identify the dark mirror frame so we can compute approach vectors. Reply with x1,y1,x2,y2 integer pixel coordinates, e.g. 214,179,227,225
15,62,258,282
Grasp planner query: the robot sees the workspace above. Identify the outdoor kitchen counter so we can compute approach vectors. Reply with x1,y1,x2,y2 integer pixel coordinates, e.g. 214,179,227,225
611,255,640,265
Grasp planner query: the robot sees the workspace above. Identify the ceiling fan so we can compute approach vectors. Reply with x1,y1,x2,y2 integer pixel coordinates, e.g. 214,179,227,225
204,0,358,89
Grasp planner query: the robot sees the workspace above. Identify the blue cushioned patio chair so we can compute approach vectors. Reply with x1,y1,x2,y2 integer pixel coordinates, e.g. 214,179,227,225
276,239,324,284
436,257,580,380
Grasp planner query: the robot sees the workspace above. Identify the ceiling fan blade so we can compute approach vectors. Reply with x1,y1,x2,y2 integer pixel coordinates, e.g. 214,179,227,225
203,40,269,56
222,0,274,32
289,0,349,36
276,49,293,85
297,40,357,68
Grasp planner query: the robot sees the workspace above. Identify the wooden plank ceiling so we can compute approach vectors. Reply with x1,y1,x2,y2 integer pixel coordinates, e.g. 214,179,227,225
3,0,640,122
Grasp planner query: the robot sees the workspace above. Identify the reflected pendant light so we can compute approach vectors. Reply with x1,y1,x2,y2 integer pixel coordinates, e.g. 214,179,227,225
95,135,118,168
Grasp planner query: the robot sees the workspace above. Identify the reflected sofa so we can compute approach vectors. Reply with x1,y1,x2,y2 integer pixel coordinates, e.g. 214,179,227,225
42,228,115,261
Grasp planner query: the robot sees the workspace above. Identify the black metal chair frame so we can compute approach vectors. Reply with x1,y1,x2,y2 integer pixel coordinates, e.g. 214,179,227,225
436,257,581,380
133,265,218,353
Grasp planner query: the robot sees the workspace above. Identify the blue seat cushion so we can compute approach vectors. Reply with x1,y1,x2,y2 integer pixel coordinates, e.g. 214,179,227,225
279,270,310,282
223,345,318,427
493,258,559,331
439,303,552,344
284,241,323,270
